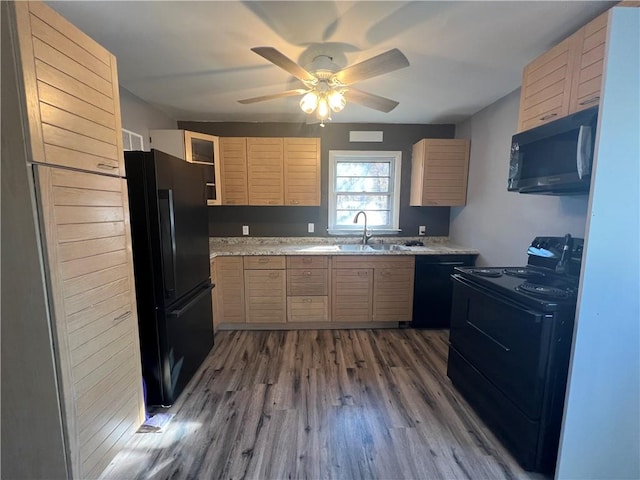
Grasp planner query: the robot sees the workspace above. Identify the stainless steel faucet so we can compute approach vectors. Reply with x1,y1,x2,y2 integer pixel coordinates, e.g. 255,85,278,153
353,211,372,245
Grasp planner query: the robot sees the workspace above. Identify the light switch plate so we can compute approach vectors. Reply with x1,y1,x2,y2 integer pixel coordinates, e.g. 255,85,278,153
308,223,314,233
242,225,249,235
419,225,426,236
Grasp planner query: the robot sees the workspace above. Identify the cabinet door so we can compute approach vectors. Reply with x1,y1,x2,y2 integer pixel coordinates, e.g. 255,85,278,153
212,256,245,325
247,137,284,205
410,139,470,207
373,267,415,322
15,1,125,176
36,166,144,480
184,131,221,206
331,269,373,322
219,137,248,205
569,12,608,113
518,37,574,132
244,270,287,323
284,137,321,206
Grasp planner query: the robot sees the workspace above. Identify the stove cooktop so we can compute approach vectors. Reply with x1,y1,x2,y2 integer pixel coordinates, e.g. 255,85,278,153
454,266,578,311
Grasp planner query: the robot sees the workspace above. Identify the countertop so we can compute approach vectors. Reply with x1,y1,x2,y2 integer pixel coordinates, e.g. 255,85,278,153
209,237,479,258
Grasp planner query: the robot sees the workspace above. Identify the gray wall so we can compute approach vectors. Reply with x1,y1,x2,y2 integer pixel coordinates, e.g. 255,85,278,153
1,3,69,478
178,121,454,237
556,8,639,479
450,89,589,266
120,87,177,150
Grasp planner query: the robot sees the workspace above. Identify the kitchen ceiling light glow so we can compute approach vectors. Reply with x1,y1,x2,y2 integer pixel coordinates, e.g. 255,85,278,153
299,83,346,127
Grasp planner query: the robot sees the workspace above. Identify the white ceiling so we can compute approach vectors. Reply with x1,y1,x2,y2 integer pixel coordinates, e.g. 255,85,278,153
48,1,614,125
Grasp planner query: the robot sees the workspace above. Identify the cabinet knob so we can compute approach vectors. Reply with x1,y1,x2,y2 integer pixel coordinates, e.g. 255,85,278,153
303,271,312,276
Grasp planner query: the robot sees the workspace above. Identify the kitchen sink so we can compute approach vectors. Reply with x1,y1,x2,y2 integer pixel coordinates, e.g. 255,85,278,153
337,244,374,252
367,244,409,251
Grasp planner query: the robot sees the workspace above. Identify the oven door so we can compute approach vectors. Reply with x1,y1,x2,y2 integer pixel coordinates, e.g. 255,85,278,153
449,275,553,419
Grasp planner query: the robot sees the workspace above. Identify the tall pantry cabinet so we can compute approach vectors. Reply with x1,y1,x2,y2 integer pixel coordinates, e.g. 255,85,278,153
4,2,144,479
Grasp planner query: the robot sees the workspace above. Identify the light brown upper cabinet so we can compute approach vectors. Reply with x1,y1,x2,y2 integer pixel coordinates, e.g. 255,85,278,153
247,137,285,205
219,137,249,205
149,129,221,206
15,0,125,176
517,9,622,131
410,139,471,207
284,137,321,206
568,12,608,113
218,136,321,206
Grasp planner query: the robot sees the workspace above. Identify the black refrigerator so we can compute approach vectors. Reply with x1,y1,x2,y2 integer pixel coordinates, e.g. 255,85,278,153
125,149,214,407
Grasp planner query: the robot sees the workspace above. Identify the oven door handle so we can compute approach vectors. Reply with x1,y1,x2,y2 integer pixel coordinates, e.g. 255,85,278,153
466,321,511,352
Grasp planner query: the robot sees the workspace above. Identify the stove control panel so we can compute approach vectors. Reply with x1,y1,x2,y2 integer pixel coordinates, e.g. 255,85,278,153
528,236,584,260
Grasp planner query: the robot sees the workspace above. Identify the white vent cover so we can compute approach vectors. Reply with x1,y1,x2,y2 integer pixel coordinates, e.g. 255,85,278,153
122,128,144,151
349,131,383,142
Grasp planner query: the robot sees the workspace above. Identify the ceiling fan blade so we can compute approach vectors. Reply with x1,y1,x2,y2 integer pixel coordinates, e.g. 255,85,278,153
345,88,399,113
333,48,409,85
238,89,308,104
251,47,316,83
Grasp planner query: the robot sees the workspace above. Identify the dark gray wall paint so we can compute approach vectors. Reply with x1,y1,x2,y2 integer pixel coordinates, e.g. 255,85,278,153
2,4,69,478
177,121,455,237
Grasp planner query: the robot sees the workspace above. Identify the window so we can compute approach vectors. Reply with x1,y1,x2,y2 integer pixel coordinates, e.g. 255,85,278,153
328,150,402,234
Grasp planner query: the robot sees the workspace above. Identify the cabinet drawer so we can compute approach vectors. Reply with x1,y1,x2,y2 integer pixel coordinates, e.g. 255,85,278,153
243,256,286,269
332,255,414,270
287,269,328,296
287,296,328,322
286,255,328,269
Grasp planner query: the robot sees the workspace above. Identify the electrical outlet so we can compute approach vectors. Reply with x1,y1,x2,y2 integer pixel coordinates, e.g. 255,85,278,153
419,225,426,236
242,225,249,236
308,223,315,233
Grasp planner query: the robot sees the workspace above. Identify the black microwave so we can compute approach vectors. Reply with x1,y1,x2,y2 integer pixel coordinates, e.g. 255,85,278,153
508,106,598,195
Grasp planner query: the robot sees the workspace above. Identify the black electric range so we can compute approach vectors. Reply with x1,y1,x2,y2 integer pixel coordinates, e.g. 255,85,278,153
447,235,583,474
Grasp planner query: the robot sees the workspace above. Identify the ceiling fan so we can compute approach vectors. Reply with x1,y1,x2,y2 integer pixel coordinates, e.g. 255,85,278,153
238,47,410,125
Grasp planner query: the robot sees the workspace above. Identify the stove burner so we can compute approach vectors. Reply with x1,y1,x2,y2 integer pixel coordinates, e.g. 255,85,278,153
517,282,571,299
503,268,547,279
469,268,502,278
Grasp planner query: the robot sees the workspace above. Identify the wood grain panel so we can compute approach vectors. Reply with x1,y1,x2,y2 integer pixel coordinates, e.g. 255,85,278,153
287,296,329,322
66,291,131,334
37,81,115,129
213,256,245,324
287,269,328,296
331,255,415,270
67,299,130,350
373,268,415,322
44,144,119,173
284,137,320,206
63,263,129,299
35,57,113,113
42,123,118,160
57,221,124,243
64,277,129,317
40,102,117,145
219,137,248,205
70,310,131,365
244,269,286,323
247,137,284,205
243,256,286,270
29,13,111,81
331,268,373,322
53,187,123,209
287,256,329,269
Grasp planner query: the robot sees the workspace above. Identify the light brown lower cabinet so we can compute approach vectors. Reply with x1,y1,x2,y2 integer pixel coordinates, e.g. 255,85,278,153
211,256,245,326
244,269,287,323
373,267,415,321
331,268,374,322
36,166,145,479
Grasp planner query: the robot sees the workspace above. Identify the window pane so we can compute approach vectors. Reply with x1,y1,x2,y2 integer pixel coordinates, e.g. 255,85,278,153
336,194,390,211
336,162,390,177
336,177,389,193
335,210,390,226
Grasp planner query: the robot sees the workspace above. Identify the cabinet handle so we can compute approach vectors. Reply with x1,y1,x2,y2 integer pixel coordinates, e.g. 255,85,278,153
357,271,368,277
579,96,599,106
290,200,299,205
539,113,558,121
303,271,312,276
97,162,118,170
113,310,132,324
303,298,313,303
258,258,269,263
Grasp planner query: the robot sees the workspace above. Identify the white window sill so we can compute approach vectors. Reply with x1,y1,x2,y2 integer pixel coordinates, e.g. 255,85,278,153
327,229,402,236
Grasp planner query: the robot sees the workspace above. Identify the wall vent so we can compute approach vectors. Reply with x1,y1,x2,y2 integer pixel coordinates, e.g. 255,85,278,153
349,131,384,142
122,128,144,151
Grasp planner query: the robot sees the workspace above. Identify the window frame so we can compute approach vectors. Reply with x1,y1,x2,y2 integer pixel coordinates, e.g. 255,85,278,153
327,150,402,235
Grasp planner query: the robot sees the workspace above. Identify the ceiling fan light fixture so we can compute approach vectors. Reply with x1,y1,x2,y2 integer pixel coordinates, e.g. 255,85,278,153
316,96,330,120
300,91,318,114
328,89,346,113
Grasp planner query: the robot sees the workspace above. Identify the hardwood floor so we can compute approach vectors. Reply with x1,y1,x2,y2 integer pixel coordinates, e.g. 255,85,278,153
99,329,548,480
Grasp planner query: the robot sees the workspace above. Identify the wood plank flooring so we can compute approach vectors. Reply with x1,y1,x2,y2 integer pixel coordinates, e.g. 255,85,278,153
99,329,548,480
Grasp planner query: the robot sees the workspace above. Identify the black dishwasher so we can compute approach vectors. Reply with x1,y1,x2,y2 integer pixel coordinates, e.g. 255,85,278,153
412,255,476,328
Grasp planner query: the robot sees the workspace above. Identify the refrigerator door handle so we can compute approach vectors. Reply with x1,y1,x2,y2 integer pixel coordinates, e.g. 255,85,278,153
167,283,214,319
158,189,178,300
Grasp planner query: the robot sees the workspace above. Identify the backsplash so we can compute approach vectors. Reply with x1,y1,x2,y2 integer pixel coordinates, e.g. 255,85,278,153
209,236,450,248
